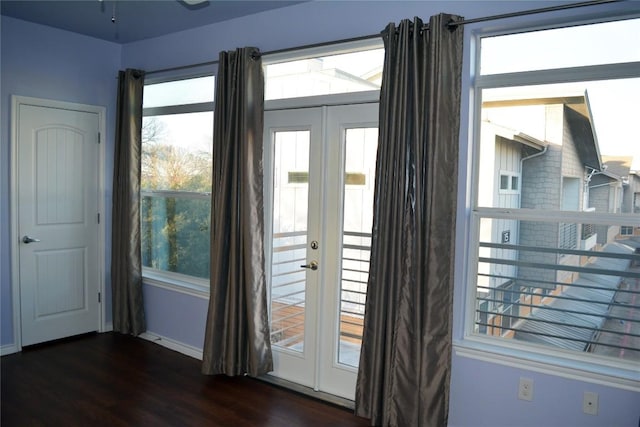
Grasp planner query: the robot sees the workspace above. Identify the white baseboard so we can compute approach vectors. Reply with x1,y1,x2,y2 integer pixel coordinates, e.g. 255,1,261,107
1,343,19,356
139,331,203,361
103,322,113,333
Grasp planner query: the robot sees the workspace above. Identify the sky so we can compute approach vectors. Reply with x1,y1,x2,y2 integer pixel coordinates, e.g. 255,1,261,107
481,17,640,171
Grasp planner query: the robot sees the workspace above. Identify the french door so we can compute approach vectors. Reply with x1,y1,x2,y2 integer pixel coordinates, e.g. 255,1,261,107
264,103,378,399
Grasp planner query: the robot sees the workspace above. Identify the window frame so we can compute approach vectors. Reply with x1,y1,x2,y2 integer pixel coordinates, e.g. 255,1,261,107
141,73,215,297
458,15,640,391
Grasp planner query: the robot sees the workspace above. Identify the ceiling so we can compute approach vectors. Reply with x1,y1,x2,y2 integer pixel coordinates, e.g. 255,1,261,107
0,0,305,43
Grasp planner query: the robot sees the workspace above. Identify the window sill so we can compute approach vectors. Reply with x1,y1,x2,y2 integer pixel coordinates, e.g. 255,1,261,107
453,337,640,392
142,269,209,300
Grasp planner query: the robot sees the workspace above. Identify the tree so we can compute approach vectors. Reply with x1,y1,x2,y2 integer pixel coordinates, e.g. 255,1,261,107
140,117,212,278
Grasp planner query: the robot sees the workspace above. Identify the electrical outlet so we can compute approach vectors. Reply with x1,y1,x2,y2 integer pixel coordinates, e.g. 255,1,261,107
583,391,598,415
518,377,534,401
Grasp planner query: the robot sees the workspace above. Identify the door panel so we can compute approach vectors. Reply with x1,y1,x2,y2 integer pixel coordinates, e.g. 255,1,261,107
265,108,322,387
18,104,100,346
318,103,378,398
265,103,378,399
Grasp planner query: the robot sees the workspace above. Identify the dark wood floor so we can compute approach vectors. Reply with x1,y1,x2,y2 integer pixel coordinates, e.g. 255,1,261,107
1,332,370,426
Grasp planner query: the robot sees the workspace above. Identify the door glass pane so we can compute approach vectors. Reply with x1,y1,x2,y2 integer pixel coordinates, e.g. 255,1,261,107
270,130,310,352
338,127,377,367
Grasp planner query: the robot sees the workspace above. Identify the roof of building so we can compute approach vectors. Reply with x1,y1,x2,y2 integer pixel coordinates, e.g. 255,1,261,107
482,92,602,170
602,155,633,178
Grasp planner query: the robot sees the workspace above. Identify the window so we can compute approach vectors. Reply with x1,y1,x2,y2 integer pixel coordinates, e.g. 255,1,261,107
620,226,634,236
468,17,640,384
499,172,520,193
141,76,214,286
264,44,384,100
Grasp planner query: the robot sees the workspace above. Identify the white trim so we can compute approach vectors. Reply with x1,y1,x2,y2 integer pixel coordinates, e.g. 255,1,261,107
139,331,203,360
143,101,214,117
1,343,20,356
265,90,379,111
473,207,640,226
476,61,640,89
453,343,640,392
10,95,107,351
142,271,209,299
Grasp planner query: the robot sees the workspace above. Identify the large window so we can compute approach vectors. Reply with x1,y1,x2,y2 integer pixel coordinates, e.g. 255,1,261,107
141,76,214,286
468,17,640,384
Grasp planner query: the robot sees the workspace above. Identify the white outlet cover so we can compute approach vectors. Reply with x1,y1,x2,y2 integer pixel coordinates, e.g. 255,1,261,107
583,391,599,415
518,377,534,401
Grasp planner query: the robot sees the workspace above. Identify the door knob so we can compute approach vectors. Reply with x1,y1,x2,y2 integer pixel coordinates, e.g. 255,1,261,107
300,260,318,271
22,235,41,244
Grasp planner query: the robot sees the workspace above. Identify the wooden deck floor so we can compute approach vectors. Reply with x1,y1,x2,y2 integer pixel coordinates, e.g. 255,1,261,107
271,302,363,347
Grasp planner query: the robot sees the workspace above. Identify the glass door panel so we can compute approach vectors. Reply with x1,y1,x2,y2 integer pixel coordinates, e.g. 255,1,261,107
317,103,379,399
264,108,322,389
265,103,378,399
338,127,378,367
270,130,309,352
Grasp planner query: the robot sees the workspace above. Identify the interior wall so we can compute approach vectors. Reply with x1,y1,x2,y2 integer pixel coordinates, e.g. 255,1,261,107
0,16,121,348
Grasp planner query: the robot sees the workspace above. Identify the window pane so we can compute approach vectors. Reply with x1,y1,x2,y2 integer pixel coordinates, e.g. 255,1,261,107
475,215,640,361
500,175,509,190
143,76,215,108
270,130,310,352
338,127,377,367
141,111,213,280
478,79,640,210
480,18,640,75
142,113,213,192
265,48,384,100
141,194,210,279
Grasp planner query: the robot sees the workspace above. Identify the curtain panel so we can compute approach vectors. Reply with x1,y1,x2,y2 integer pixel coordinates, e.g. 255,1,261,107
355,14,463,426
111,68,146,336
202,47,273,377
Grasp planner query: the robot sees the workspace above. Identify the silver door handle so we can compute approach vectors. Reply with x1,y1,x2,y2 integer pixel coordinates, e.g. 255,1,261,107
22,235,41,244
300,261,318,271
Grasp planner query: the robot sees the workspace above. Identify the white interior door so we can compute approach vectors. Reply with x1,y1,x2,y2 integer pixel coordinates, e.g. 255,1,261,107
264,103,378,399
16,103,101,346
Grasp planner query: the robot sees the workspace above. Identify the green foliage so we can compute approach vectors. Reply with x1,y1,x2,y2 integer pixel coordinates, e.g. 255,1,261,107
140,117,212,279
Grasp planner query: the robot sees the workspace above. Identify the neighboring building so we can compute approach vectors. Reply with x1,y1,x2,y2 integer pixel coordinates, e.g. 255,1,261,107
628,171,640,214
589,156,629,243
478,93,604,334
590,156,640,239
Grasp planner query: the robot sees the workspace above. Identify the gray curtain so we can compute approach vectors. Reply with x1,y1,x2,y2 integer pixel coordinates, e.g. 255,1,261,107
355,14,463,426
111,68,146,335
202,47,273,377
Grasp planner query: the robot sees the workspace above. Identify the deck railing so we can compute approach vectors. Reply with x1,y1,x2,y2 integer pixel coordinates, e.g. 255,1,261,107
476,236,640,360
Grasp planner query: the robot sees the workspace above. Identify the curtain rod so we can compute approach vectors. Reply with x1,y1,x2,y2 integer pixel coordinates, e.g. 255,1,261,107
146,0,620,76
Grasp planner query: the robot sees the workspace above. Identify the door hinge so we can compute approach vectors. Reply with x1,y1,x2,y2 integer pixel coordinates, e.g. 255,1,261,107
98,292,101,303
98,132,101,144
97,213,100,224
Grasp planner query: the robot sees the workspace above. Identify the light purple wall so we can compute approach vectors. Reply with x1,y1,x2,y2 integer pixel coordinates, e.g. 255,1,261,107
0,16,121,346
142,285,208,349
449,355,639,427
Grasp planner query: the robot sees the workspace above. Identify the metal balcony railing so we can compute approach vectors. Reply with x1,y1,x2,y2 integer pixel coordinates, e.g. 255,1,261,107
476,238,640,360
268,230,371,350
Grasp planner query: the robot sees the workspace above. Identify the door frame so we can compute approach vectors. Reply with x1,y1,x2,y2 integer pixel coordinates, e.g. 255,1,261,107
263,90,379,398
8,95,107,354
